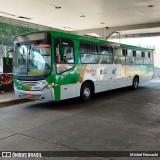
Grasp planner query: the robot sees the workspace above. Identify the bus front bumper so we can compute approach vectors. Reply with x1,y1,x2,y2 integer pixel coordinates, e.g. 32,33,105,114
14,87,55,101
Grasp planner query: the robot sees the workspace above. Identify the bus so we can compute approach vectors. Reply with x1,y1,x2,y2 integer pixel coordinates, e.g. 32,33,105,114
12,31,154,102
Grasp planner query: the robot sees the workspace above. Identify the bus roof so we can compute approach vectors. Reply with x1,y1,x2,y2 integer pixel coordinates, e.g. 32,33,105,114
48,30,154,52
16,30,154,52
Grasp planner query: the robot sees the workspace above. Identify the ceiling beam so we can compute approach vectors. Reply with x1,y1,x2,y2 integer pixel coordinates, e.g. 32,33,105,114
71,22,160,39
109,32,160,39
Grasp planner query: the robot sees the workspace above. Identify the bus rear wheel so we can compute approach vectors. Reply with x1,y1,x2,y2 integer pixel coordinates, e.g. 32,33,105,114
131,76,139,89
80,82,93,102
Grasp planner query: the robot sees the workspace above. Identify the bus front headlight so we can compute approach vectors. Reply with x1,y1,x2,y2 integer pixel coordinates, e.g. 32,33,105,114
42,83,54,92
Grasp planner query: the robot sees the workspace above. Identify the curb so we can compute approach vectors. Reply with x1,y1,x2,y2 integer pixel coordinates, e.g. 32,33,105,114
0,99,33,107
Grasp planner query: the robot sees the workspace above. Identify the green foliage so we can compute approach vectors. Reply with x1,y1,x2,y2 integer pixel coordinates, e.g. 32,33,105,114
0,23,38,46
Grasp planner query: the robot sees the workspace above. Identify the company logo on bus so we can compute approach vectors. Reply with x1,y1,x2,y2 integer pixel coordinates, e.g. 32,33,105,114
86,69,96,73
24,85,32,90
112,67,117,75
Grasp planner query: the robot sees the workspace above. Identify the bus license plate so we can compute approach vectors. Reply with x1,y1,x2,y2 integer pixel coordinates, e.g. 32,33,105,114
25,94,34,98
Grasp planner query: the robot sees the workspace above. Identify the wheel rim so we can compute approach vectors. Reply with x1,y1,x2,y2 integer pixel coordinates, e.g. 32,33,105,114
83,87,90,98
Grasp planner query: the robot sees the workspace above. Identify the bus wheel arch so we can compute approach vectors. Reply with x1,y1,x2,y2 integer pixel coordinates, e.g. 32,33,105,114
131,75,139,89
80,80,94,102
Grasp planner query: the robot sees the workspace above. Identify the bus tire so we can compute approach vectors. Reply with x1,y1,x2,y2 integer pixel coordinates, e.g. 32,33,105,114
131,76,139,89
80,82,93,102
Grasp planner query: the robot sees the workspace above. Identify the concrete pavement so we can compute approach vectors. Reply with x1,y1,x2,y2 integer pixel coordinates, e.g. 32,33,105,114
0,79,160,160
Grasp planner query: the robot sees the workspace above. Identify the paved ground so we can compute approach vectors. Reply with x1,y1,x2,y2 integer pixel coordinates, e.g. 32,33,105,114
0,91,17,103
0,79,160,160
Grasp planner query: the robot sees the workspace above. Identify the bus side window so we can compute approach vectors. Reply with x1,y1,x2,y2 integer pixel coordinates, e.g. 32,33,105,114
114,47,125,64
148,52,152,64
143,52,149,64
99,46,113,64
126,49,135,64
55,38,75,74
55,39,75,64
136,50,143,64
80,43,99,64
145,51,152,64
122,49,127,56
133,50,136,57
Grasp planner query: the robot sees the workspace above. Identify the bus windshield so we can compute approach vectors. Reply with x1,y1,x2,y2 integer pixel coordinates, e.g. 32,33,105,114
13,33,52,76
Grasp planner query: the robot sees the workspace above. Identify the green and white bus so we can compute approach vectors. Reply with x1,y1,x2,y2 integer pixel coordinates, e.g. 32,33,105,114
12,31,154,102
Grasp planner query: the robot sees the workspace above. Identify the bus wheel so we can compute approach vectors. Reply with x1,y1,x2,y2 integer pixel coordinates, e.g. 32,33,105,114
80,82,93,102
131,76,139,89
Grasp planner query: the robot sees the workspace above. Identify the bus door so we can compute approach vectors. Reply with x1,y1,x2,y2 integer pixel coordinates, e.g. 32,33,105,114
55,38,77,100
